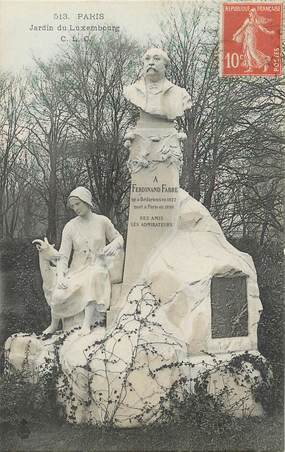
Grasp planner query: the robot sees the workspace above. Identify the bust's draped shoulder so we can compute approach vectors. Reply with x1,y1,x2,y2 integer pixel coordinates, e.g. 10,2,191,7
123,79,192,120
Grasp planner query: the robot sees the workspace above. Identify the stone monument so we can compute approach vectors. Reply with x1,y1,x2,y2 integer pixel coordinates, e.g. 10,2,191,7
33,186,124,336
4,48,271,428
109,48,190,320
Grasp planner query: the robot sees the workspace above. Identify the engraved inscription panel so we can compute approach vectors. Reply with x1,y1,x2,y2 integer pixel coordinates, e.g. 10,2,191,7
211,276,248,338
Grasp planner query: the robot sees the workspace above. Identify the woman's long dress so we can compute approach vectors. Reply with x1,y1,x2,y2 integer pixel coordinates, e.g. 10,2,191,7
50,213,123,319
234,19,270,69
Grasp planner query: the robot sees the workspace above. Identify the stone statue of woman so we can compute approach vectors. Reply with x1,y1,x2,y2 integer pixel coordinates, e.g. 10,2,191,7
33,187,124,336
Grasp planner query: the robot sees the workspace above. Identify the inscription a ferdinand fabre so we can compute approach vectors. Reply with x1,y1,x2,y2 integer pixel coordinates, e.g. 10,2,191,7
211,276,248,338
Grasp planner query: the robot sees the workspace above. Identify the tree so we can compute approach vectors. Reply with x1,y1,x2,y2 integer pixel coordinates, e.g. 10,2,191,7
23,61,73,242
0,74,27,239
159,4,284,243
55,32,141,230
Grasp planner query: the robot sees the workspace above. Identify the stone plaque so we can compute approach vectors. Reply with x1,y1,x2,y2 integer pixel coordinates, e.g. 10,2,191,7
211,276,248,338
122,162,179,296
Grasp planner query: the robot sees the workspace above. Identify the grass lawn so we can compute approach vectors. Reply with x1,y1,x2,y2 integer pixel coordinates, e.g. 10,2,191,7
1,413,283,452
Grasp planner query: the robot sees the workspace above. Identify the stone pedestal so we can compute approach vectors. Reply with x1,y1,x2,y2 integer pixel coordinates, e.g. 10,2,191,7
181,351,269,417
142,189,262,356
119,115,185,302
122,163,179,294
5,330,270,427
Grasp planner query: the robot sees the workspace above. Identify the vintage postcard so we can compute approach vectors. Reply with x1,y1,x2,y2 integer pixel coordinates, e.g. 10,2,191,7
0,0,283,451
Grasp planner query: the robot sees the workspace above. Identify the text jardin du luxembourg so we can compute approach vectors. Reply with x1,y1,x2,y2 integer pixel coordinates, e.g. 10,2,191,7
29,24,119,32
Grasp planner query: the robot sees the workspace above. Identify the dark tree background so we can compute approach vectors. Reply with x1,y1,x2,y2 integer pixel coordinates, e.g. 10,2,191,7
0,4,283,411
1,7,282,245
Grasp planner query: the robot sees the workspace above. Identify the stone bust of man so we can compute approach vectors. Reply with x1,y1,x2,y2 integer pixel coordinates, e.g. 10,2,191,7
123,48,192,121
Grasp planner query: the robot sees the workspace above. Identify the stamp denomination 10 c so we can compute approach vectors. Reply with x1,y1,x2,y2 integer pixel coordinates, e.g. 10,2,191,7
221,3,283,76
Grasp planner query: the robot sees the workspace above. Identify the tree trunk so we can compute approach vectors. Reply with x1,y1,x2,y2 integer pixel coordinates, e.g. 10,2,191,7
46,150,57,243
0,188,5,239
0,211,4,240
203,173,216,210
23,193,33,237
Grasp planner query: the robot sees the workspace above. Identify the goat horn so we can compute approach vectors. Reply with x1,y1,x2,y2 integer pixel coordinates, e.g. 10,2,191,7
32,239,44,245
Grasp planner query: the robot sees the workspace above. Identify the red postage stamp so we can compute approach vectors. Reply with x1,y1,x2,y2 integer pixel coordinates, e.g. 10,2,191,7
221,3,283,76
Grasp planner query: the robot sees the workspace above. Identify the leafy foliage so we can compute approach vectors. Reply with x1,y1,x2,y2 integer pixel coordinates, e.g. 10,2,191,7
228,237,284,412
0,239,49,341
0,367,58,427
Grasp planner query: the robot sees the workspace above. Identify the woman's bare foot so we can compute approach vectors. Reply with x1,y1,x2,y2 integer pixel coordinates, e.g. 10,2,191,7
43,324,58,335
42,317,60,335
